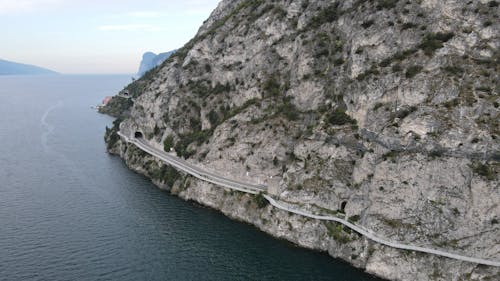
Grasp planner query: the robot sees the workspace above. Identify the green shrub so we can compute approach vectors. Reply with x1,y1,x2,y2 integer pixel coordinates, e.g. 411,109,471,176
392,48,418,61
189,117,201,131
105,119,122,150
443,65,464,76
429,150,443,158
152,165,181,187
379,58,392,67
324,222,351,244
99,96,133,118
405,65,423,78
383,218,402,228
401,22,417,30
472,163,495,180
476,86,492,93
163,135,174,152
277,100,300,121
263,75,281,97
377,0,398,9
382,150,399,161
356,66,380,81
419,32,455,56
187,79,211,97
443,98,460,109
334,57,345,66
327,109,356,126
208,109,219,126
254,192,269,208
175,129,214,158
153,125,161,136
308,3,341,28
373,102,385,110
361,20,374,28
392,64,402,72
348,215,360,223
212,82,231,95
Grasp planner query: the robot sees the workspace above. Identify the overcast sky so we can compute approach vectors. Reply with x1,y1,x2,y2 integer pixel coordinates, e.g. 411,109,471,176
0,0,220,74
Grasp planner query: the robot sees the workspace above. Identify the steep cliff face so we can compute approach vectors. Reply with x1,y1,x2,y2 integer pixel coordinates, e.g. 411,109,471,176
104,0,499,280
137,51,176,77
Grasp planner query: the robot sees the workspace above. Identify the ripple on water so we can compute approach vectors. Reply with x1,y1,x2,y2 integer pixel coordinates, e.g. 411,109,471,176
0,75,384,281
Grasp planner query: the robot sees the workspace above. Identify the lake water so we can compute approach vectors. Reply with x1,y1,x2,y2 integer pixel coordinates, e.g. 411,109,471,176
0,75,383,281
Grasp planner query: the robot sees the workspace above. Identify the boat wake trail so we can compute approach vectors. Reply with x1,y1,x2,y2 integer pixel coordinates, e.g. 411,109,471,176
40,101,63,153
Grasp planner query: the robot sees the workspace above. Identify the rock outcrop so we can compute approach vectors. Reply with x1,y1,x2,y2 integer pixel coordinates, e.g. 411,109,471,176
104,1,499,280
137,51,176,77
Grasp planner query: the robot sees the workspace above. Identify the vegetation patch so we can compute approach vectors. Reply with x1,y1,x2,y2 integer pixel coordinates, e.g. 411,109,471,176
174,129,214,158
276,97,301,121
356,66,380,80
348,215,361,223
327,109,357,126
263,75,282,97
327,108,357,126
254,192,269,208
104,118,122,150
475,86,492,93
361,19,375,29
405,65,423,78
373,102,386,111
186,79,232,98
163,135,175,152
472,163,495,180
382,150,399,162
308,3,342,29
152,165,181,187
443,65,464,76
208,109,220,126
382,218,403,228
99,97,133,118
324,222,351,244
377,0,398,10
419,32,455,56
401,22,418,30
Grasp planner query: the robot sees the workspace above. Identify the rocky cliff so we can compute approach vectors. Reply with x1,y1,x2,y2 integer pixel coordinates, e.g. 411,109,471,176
103,0,499,280
137,50,176,77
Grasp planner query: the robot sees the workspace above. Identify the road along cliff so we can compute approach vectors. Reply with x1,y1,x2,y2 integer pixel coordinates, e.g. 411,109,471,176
103,1,499,280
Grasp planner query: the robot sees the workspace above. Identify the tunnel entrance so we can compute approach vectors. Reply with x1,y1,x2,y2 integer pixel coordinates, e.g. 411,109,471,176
340,201,347,213
134,131,143,139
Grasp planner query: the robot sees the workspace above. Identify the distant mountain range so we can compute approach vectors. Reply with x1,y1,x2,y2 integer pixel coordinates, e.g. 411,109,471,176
0,58,58,75
137,50,176,77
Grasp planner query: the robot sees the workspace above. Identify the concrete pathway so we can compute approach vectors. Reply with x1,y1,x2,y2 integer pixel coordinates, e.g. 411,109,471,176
117,131,500,267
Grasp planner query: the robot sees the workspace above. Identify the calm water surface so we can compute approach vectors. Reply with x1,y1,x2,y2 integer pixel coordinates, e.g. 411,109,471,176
0,75,383,281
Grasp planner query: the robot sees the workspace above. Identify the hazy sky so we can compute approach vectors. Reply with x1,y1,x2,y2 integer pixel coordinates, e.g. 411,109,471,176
0,0,220,74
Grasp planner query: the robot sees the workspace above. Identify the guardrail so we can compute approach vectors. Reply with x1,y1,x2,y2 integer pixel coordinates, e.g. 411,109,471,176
117,131,500,267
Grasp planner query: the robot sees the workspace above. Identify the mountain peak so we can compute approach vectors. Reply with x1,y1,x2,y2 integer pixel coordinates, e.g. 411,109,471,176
0,58,58,75
137,50,176,77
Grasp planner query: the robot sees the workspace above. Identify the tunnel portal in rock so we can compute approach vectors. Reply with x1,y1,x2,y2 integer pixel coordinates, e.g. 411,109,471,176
134,131,143,139
340,201,347,212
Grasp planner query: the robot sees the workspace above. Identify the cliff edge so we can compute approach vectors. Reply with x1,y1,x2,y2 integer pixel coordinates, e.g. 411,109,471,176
103,1,499,280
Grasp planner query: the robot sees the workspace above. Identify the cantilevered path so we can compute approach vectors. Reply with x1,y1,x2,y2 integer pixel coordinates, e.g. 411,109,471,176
117,131,500,267
118,131,265,194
